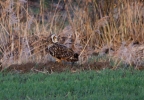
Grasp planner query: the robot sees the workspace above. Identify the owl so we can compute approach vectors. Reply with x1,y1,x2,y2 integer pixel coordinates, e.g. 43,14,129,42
48,34,79,63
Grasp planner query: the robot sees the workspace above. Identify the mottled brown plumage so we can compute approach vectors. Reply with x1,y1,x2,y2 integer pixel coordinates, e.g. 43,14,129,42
48,34,79,63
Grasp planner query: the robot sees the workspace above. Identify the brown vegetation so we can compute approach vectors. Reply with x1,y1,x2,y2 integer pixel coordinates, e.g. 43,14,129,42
0,0,144,70
1,61,112,73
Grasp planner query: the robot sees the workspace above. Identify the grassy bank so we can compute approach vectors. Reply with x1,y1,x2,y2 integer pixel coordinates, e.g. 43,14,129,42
0,69,144,100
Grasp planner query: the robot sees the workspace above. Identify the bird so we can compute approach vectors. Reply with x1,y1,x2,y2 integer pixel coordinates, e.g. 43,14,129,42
48,34,79,64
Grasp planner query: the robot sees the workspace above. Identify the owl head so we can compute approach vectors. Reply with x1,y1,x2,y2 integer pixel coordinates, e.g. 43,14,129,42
51,34,58,43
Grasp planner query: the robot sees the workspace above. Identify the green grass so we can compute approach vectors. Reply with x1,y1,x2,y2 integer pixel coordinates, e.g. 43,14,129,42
0,69,144,100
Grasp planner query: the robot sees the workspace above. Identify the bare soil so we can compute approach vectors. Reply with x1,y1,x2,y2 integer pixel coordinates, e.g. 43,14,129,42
0,61,112,73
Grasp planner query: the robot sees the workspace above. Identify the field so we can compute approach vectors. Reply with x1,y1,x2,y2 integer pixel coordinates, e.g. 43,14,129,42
1,69,144,100
0,0,144,99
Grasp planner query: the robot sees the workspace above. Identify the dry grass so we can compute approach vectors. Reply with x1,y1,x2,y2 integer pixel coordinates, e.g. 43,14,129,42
0,0,144,68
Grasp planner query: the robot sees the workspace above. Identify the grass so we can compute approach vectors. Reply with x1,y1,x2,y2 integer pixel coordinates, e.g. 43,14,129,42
0,0,144,66
0,69,144,100
0,0,144,98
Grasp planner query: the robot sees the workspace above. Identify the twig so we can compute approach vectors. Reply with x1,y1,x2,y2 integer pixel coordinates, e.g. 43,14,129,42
31,68,48,74
79,33,93,56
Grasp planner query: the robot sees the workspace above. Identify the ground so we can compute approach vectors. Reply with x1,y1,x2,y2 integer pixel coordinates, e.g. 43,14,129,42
0,61,112,73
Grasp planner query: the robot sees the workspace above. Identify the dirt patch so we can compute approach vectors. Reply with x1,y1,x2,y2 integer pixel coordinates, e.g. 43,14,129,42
0,61,112,73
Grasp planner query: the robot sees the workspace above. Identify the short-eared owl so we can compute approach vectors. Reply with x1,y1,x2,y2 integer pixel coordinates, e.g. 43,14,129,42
48,34,79,63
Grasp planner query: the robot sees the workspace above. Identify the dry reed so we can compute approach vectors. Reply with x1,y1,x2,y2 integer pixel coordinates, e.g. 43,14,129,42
0,0,144,68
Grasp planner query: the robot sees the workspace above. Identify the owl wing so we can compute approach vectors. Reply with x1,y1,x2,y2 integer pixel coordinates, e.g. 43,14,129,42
49,43,74,60
66,53,79,62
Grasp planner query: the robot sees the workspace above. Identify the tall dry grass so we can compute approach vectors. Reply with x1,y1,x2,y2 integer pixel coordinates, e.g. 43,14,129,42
64,0,144,65
0,0,63,66
0,0,144,67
